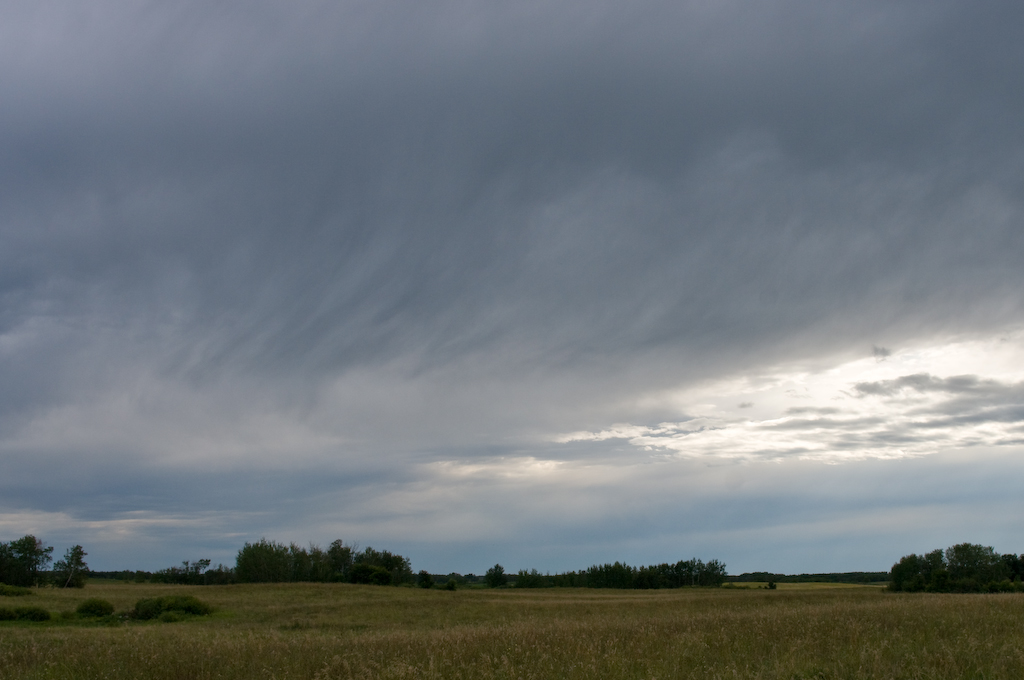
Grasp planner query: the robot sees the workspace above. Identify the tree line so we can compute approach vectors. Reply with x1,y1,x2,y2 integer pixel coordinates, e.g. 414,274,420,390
5,533,728,590
729,571,888,584
484,558,728,589
889,543,1024,593
94,539,414,586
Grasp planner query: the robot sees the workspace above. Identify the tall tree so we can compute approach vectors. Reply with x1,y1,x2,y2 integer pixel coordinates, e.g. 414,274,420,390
53,545,89,588
485,564,507,588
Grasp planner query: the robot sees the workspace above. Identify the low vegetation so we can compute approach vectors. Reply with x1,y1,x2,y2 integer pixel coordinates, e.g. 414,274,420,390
0,605,50,622
75,598,115,618
132,595,213,621
2,581,1024,679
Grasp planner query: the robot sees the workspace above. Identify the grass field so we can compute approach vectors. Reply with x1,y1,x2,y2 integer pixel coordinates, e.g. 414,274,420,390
2,581,1024,679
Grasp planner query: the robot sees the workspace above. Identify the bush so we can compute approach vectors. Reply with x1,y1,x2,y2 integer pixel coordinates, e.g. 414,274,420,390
76,598,115,618
417,570,434,589
15,606,50,621
445,579,457,591
350,563,392,585
133,595,213,620
0,607,14,620
0,583,33,597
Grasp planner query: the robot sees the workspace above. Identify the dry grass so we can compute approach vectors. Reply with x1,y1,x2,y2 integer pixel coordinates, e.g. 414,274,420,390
2,582,1023,679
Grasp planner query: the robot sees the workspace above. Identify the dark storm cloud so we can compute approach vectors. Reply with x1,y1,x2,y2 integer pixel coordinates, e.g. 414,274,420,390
2,0,1023,393
2,0,1024,570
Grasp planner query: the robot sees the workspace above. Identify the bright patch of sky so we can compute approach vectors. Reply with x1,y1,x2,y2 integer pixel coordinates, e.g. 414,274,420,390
557,331,1024,463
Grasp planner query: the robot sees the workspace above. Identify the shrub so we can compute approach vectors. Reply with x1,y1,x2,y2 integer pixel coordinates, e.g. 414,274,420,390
133,595,213,620
445,579,457,591
76,598,115,618
15,606,50,621
0,607,15,620
350,563,392,585
0,583,33,597
418,570,434,589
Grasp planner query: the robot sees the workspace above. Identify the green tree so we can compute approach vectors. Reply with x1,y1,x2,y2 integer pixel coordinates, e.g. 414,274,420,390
888,553,925,592
354,547,412,585
945,543,1007,587
327,540,354,581
52,545,89,588
417,570,434,588
485,564,507,588
235,539,290,583
514,568,548,588
0,536,54,587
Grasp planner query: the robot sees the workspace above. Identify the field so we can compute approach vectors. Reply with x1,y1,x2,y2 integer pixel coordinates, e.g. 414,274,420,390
2,581,1024,679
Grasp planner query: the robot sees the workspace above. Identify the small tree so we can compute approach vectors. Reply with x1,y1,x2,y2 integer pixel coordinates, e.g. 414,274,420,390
53,545,89,588
417,570,434,588
485,563,507,588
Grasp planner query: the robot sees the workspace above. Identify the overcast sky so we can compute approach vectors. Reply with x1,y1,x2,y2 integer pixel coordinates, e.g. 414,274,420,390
2,0,1023,575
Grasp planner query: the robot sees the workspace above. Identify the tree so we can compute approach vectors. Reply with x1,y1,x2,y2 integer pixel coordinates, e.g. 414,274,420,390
235,539,290,583
697,559,728,587
354,547,412,585
350,563,392,585
327,540,354,581
0,536,54,587
52,545,89,588
418,570,434,588
945,543,1007,587
888,553,925,592
485,563,507,588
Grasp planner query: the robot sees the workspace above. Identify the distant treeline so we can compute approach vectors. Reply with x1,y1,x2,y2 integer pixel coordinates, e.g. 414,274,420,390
487,558,728,589
93,539,414,586
10,532,732,591
889,543,1024,593
728,572,889,584
89,543,728,590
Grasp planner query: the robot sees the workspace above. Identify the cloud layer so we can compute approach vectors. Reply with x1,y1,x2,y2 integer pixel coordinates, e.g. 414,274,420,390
1,0,1023,573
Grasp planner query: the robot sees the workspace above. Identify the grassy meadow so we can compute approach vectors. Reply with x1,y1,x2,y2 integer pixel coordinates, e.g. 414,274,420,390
2,581,1024,679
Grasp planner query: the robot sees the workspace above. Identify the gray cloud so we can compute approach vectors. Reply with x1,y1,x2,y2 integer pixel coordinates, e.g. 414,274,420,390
1,0,1024,571
854,373,1015,397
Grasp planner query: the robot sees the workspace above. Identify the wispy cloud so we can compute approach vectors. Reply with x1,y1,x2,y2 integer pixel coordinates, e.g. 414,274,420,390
557,335,1024,463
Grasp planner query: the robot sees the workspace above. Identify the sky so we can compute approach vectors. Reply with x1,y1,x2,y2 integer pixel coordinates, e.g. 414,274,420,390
1,0,1023,576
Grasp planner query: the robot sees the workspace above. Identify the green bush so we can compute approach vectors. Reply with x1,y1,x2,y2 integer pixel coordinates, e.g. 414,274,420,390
15,606,50,621
133,595,213,620
0,583,33,597
0,607,15,620
350,563,392,585
444,579,457,591
76,598,115,617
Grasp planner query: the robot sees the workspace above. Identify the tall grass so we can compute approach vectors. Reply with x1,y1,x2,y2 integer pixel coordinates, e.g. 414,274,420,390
1,582,1023,679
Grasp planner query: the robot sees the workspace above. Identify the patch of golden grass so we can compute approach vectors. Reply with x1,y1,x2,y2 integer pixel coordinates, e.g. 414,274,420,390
2,583,1023,679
